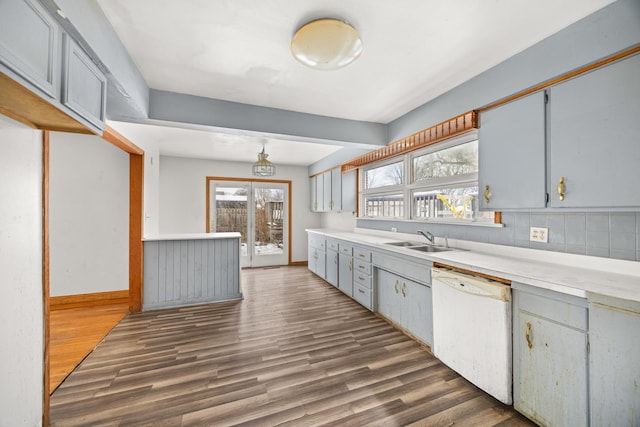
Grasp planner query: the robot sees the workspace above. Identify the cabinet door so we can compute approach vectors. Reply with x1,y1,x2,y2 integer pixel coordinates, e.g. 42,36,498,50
479,91,546,209
589,300,640,426
307,243,318,274
377,269,402,325
514,312,588,427
341,169,357,213
62,35,107,131
402,279,432,346
330,168,342,211
315,249,326,279
310,177,318,211
0,0,60,98
322,171,332,212
338,254,353,296
549,54,640,208
315,174,326,212
325,249,338,287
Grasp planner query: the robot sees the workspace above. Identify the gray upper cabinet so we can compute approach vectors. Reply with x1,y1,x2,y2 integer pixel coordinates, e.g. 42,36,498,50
479,91,546,210
310,167,357,213
330,168,342,211
549,54,640,208
341,169,357,213
322,171,332,211
62,35,107,130
0,0,60,98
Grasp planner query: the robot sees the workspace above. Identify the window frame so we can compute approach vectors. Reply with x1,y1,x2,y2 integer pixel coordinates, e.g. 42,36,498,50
359,131,496,224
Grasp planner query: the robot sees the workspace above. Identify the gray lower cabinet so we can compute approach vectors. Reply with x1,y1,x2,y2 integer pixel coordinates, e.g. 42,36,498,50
62,35,107,130
588,294,640,426
307,234,325,278
325,239,339,287
376,268,432,346
478,90,546,210
513,282,589,427
549,53,640,208
338,244,353,297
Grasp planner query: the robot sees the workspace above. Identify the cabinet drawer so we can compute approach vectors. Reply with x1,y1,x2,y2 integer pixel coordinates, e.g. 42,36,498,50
327,240,339,251
354,248,372,262
354,260,371,275
353,283,372,310
354,271,372,289
309,235,325,251
339,244,353,255
518,289,587,331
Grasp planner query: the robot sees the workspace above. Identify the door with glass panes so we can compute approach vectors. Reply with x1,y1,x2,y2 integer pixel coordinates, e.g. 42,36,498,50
208,179,288,267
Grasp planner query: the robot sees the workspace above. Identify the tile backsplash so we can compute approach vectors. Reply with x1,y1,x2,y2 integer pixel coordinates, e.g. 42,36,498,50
356,212,640,262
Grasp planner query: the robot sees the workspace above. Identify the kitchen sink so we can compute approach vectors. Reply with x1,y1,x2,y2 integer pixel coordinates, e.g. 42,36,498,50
408,245,454,253
385,241,424,247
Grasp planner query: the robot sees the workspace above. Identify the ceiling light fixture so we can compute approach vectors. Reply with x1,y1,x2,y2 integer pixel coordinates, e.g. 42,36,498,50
291,18,363,70
252,145,276,177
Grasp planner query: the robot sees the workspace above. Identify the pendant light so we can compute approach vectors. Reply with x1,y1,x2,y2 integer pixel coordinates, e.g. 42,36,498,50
252,146,276,177
291,18,363,70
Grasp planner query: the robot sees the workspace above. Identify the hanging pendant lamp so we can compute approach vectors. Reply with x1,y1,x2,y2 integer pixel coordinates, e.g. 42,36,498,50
252,146,276,177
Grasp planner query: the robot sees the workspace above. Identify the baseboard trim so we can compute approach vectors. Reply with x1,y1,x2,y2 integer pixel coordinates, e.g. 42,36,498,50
289,261,308,266
50,290,129,310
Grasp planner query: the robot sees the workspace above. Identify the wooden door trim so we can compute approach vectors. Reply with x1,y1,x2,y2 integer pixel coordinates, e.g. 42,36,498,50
42,131,50,427
206,177,293,265
100,128,144,313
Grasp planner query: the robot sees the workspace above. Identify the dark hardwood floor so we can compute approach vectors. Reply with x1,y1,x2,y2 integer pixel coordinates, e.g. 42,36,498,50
50,266,534,426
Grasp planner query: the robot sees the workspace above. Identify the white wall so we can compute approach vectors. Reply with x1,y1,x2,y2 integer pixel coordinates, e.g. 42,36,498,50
0,115,44,426
321,211,357,231
160,156,321,262
49,132,129,296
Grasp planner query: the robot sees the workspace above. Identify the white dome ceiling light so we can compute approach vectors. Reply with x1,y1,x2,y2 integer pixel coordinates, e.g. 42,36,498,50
291,18,363,70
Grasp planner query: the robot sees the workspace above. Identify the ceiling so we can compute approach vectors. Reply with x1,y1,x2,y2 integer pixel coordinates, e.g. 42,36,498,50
98,0,615,166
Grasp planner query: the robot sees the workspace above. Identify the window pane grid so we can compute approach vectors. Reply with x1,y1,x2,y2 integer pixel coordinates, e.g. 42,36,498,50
364,194,404,218
413,187,477,220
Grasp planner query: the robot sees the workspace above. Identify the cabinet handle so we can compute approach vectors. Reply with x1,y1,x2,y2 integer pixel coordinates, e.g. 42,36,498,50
334,254,338,264
402,283,407,297
358,288,365,294
557,177,565,201
348,259,352,271
484,185,491,203
358,276,365,281
525,322,533,349
394,280,399,294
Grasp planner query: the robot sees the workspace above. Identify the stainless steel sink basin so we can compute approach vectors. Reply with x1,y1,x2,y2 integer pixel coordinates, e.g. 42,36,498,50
408,245,454,253
385,241,424,247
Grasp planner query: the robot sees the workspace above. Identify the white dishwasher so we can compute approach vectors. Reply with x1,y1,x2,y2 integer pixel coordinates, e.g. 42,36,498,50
431,267,512,404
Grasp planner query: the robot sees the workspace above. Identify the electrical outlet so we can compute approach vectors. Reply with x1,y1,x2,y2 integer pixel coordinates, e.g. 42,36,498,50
530,227,549,243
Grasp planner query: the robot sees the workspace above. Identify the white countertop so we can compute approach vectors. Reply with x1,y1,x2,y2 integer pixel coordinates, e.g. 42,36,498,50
306,228,640,303
143,232,241,241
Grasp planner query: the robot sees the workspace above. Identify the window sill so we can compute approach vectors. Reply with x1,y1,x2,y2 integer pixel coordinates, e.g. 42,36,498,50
356,217,504,228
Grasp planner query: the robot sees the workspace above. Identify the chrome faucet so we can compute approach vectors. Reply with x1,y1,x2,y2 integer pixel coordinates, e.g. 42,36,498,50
417,230,435,244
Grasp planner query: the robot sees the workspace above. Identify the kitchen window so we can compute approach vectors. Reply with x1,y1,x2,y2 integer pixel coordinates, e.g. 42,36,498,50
360,132,495,223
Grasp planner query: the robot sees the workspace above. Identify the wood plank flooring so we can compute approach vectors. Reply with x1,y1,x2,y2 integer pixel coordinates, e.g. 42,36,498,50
50,302,129,391
50,266,534,426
